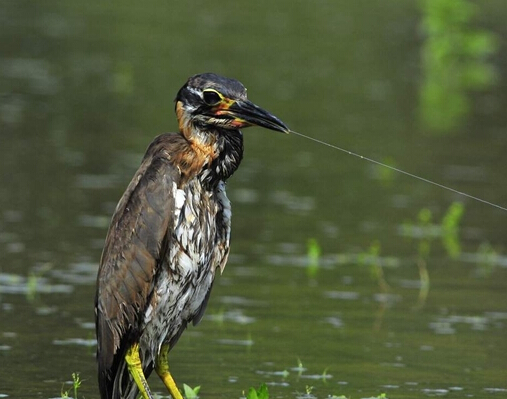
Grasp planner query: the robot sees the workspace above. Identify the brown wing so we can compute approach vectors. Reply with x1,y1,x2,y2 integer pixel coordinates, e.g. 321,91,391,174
95,135,181,396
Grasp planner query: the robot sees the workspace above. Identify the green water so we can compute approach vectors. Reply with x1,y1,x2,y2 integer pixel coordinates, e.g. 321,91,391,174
1,1,506,398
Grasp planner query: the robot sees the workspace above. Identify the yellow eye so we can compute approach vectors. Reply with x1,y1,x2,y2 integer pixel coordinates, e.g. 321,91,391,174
202,89,222,106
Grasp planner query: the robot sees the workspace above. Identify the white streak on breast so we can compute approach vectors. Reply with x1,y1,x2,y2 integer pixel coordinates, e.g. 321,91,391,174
140,179,232,362
174,184,186,217
178,251,193,275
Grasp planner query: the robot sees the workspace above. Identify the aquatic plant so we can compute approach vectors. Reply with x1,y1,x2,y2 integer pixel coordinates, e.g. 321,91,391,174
246,383,269,399
306,238,321,278
441,201,464,259
358,240,390,294
60,372,82,399
183,383,201,399
475,241,499,278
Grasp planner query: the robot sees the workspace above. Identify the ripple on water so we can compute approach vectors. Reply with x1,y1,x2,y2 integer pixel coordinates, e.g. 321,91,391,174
483,387,507,393
381,384,399,389
324,290,360,300
0,272,73,295
219,295,266,307
216,338,254,346
429,313,497,335
256,369,290,378
206,309,256,325
50,261,98,285
421,388,449,396
324,316,344,328
53,338,97,347
299,373,333,380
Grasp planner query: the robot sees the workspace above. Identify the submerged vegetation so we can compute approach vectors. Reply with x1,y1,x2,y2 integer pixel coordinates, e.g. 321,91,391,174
304,201,502,310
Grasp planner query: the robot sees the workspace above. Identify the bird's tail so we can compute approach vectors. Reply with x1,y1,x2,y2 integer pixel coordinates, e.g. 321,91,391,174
98,354,139,399
112,359,140,399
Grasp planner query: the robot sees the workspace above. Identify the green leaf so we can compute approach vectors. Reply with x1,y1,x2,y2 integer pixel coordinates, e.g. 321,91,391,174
246,383,269,399
246,387,258,399
257,383,269,399
183,384,200,399
306,238,321,278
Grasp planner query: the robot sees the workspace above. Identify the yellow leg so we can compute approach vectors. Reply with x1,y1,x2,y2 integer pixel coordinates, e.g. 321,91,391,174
155,343,183,399
125,342,154,399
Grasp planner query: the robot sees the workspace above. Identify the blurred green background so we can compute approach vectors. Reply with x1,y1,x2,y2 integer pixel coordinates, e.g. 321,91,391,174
1,1,506,398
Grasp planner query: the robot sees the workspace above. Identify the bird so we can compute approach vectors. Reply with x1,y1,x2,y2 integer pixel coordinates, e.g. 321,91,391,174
95,73,289,399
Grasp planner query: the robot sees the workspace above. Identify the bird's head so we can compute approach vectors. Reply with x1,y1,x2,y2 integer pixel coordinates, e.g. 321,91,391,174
175,73,289,141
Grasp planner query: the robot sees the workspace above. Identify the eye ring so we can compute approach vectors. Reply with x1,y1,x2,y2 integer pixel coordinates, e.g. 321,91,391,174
202,89,222,106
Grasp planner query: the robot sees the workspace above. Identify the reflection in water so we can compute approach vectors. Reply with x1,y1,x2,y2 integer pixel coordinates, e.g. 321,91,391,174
419,0,498,134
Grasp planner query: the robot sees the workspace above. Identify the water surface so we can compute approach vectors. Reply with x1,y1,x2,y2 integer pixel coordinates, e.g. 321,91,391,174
1,1,506,398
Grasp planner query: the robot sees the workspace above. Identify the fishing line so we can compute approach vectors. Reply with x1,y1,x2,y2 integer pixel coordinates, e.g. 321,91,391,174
289,130,507,212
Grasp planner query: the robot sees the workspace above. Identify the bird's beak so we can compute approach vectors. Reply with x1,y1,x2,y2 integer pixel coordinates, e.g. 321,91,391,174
216,99,290,134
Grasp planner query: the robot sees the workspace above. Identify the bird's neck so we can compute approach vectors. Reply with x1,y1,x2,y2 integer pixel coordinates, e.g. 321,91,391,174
197,129,244,189
175,104,244,187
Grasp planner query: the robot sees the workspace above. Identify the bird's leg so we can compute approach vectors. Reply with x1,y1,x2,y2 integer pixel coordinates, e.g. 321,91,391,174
155,343,184,399
125,342,154,399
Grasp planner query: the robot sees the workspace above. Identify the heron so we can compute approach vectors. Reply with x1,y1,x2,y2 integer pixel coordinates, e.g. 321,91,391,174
95,73,289,399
